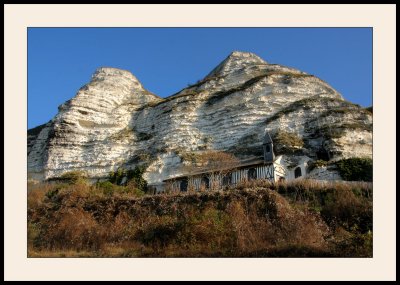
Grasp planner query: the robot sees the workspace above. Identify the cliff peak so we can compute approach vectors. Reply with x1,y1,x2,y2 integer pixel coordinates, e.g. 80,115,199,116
206,51,267,78
228,50,266,62
91,67,144,89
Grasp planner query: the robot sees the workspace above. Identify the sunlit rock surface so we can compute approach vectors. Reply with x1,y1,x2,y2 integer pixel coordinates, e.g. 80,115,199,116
28,52,372,183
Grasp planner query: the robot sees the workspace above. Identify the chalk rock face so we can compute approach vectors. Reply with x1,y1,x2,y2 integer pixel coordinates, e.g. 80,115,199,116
28,52,372,183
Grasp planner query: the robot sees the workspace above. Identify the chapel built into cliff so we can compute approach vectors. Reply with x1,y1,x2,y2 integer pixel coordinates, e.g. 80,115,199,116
161,131,310,193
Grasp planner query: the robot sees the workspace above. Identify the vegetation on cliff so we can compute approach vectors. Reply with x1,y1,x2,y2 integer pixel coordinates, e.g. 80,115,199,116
335,157,373,182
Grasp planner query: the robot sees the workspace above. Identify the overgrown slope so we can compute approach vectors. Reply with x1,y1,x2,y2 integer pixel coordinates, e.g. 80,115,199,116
28,179,372,257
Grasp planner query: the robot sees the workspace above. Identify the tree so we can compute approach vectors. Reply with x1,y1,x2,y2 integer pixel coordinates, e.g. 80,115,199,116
183,150,240,191
126,165,148,193
108,165,148,192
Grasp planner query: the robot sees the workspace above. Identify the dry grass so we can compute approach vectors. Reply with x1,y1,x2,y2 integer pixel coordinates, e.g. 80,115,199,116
28,179,372,257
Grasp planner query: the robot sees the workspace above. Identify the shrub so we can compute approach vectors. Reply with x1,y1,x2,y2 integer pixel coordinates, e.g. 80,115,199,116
273,130,304,154
135,215,183,247
27,182,61,209
335,157,373,182
59,170,87,185
45,187,60,200
320,187,372,233
96,181,116,196
95,180,145,197
27,222,41,249
45,207,103,251
126,166,148,193
108,169,125,185
308,160,329,172
176,150,199,163
108,166,148,190
125,180,146,197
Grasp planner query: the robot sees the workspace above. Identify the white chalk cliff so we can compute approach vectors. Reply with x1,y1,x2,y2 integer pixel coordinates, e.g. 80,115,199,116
28,51,372,183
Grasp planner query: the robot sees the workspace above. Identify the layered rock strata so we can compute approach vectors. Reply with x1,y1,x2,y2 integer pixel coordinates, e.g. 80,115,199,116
28,51,372,184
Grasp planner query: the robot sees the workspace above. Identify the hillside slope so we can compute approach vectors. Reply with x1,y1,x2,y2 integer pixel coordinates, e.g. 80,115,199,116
28,179,373,257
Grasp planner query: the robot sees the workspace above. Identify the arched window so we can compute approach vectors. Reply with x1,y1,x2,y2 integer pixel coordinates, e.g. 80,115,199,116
294,167,302,178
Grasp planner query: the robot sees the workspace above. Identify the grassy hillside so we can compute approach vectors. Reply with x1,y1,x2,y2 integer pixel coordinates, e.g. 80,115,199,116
28,179,372,257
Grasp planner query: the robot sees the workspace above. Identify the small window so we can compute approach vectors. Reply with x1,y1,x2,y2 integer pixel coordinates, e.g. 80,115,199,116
248,168,257,180
222,174,231,186
180,179,188,192
265,145,271,153
202,176,210,189
294,167,302,178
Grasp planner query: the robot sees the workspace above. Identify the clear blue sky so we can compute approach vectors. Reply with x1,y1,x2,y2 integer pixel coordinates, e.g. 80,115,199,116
28,28,372,129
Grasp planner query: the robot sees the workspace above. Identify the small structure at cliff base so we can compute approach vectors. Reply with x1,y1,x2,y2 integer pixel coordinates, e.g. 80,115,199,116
161,130,314,193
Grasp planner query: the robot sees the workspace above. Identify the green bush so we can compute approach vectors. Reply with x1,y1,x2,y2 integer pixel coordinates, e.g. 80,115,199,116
96,180,145,197
96,181,116,196
308,160,329,172
108,168,126,185
335,158,373,182
124,180,146,197
107,166,148,195
126,166,148,193
59,170,87,185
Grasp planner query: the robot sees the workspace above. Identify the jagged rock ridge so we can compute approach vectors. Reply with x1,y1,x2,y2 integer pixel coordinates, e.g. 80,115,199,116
28,51,372,184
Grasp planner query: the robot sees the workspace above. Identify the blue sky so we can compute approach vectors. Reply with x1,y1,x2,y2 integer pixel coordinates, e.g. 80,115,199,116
28,28,372,129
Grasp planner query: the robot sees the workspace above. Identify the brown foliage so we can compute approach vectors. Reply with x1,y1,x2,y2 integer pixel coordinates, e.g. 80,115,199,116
27,180,372,257
184,150,239,173
184,150,240,191
45,207,103,251
196,150,240,169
